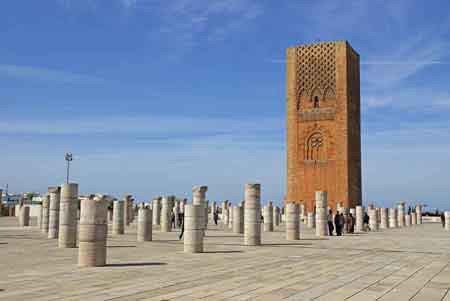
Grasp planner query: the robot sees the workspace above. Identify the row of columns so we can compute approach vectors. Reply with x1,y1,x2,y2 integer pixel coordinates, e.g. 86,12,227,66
14,181,433,268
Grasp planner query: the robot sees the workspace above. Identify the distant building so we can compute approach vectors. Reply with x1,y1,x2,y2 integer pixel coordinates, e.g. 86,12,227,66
1,192,21,204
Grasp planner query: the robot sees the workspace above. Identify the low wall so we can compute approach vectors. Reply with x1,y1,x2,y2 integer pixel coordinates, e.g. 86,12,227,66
14,204,42,217
423,216,441,223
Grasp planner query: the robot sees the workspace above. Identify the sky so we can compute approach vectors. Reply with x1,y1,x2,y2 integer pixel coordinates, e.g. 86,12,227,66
0,0,449,210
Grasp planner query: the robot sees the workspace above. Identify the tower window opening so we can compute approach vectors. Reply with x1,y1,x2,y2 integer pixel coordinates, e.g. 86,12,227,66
313,96,319,108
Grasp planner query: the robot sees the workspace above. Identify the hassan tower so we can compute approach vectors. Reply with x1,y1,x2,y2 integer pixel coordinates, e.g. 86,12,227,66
286,40,362,211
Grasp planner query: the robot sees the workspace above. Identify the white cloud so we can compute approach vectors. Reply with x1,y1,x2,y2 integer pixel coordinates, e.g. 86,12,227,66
0,114,284,204
120,0,136,9
0,64,107,85
363,96,393,109
149,0,263,53
432,94,450,108
0,115,283,136
362,37,450,90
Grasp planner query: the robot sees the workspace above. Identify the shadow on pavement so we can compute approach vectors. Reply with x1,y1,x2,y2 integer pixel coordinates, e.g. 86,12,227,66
106,262,167,267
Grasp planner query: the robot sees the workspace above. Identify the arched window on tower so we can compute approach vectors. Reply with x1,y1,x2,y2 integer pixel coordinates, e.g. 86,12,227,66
310,88,321,109
313,96,319,108
305,132,325,161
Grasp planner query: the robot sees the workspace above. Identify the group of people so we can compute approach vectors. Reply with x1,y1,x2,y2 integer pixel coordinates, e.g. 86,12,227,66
174,208,222,240
327,210,356,236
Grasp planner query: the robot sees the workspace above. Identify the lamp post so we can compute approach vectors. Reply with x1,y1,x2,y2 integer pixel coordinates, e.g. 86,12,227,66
65,152,73,184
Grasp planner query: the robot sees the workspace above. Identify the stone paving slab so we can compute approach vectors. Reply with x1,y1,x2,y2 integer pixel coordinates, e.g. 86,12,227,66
1,217,450,300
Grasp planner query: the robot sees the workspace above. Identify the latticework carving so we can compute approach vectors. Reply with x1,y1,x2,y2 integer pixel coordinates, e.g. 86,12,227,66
305,132,324,161
295,42,336,100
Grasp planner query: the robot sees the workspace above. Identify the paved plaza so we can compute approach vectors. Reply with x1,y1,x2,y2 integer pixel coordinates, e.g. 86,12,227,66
1,217,449,301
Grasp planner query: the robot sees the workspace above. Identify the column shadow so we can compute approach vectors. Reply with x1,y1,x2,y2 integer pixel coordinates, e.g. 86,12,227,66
106,262,167,267
205,235,242,238
203,250,243,254
263,243,313,246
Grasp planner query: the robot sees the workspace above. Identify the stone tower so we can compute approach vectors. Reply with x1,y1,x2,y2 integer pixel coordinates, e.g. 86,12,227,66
286,40,361,212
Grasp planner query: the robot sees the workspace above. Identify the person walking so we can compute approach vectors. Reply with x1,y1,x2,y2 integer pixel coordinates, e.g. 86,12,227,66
363,212,370,231
178,211,183,228
334,212,342,236
348,213,355,233
340,213,345,235
213,209,219,225
441,212,445,228
178,212,185,240
171,211,176,229
327,209,334,236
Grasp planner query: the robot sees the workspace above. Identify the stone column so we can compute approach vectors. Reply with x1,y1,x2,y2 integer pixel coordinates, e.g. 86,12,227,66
48,187,61,239
340,207,349,233
19,205,30,227
228,204,233,230
405,214,411,226
380,208,388,229
78,195,108,267
368,208,378,231
130,198,135,224
445,212,450,231
124,195,134,226
184,204,203,253
37,204,43,229
58,183,79,248
41,195,50,233
411,211,417,225
263,202,274,232
152,198,161,225
112,200,125,235
240,202,245,228
8,205,15,217
233,206,244,234
389,208,398,229
300,203,306,224
222,201,229,226
286,203,300,240
416,204,423,224
244,183,261,246
173,205,180,229
123,197,129,227
397,202,405,227
137,204,152,241
204,200,209,229
192,186,208,235
160,197,171,232
376,208,381,227
273,206,280,227
355,206,364,232
315,191,328,237
307,212,315,229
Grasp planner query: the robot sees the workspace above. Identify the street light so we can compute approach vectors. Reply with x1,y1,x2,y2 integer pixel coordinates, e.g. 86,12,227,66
65,152,73,184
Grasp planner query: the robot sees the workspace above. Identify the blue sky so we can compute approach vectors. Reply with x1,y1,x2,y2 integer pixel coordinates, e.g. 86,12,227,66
0,0,449,210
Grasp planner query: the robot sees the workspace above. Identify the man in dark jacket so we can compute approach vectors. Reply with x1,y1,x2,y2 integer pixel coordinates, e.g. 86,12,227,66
334,213,342,236
363,212,370,231
327,209,334,236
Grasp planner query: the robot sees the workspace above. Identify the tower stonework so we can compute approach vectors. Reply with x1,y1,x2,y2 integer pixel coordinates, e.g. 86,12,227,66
286,40,361,212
